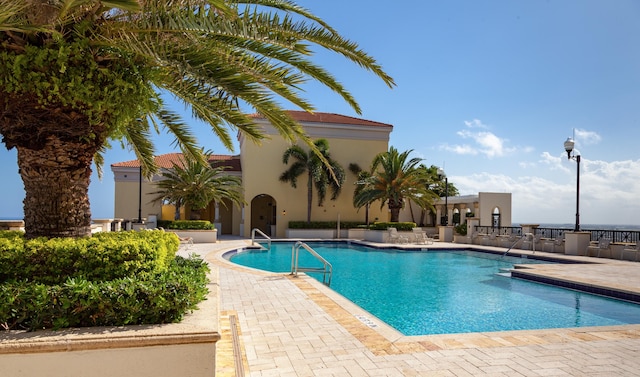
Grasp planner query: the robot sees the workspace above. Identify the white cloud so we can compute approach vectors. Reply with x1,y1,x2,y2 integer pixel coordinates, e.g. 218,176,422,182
539,151,569,172
443,143,478,155
574,128,602,146
449,158,640,225
463,119,489,129
442,119,533,159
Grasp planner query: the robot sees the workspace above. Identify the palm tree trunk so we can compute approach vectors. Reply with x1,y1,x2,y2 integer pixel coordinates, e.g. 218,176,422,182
408,200,416,223
306,171,313,223
17,137,95,238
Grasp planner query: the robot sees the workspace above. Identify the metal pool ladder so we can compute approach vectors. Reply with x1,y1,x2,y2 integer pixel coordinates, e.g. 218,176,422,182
502,234,528,258
251,228,271,250
291,241,333,286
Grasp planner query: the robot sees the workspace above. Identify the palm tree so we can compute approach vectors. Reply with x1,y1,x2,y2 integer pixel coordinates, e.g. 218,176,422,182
348,163,372,226
411,164,458,226
354,147,437,223
0,0,395,238
150,152,243,220
280,139,345,224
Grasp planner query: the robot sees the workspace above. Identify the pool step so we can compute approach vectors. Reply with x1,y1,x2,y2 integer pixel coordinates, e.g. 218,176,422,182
495,267,513,278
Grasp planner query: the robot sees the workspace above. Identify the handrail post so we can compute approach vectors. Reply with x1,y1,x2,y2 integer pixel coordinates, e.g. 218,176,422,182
251,228,272,250
290,241,333,286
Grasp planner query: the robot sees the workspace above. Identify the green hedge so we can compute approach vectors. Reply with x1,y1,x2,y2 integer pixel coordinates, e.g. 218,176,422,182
287,221,365,229
0,230,208,331
0,230,179,285
0,256,209,331
455,222,468,235
158,220,215,230
369,222,416,231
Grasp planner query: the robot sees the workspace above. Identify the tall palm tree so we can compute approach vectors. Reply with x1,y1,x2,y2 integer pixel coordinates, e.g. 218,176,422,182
354,147,437,223
348,163,372,226
0,0,395,238
280,139,345,223
150,152,243,220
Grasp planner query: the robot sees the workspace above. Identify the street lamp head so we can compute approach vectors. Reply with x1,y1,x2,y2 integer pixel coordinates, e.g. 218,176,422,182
437,167,445,178
564,137,575,159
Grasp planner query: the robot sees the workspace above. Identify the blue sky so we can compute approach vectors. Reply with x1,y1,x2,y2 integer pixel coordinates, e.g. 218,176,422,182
1,0,640,226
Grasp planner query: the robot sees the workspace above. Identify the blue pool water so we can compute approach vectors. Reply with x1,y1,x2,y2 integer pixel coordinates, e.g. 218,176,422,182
229,242,640,336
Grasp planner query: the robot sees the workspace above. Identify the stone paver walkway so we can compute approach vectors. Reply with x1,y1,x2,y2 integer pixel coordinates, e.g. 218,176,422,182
184,239,640,376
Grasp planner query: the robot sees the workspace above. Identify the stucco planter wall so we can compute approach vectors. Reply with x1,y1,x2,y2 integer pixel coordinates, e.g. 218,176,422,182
170,229,217,243
0,270,220,377
347,228,366,240
453,234,471,244
286,229,336,239
364,229,387,243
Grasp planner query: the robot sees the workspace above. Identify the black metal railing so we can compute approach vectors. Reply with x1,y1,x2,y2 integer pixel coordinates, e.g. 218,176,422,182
474,226,522,236
474,225,640,244
586,229,640,244
534,227,567,240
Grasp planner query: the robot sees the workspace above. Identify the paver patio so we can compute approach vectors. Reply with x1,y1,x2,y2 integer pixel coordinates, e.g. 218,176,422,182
183,238,640,376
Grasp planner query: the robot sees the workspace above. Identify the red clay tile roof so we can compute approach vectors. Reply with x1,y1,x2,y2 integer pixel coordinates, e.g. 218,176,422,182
249,110,393,128
111,153,240,171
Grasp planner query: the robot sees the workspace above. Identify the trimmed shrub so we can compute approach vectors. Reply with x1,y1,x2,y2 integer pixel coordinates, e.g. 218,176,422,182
0,230,179,285
455,222,468,235
0,230,208,331
0,256,209,331
157,220,215,230
369,222,416,231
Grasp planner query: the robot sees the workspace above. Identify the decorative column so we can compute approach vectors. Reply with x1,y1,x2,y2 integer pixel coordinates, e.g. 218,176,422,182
436,205,444,226
213,202,222,234
456,204,466,228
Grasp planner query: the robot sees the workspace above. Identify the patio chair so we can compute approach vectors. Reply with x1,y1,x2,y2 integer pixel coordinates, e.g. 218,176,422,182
482,232,497,246
622,243,640,261
501,233,518,248
412,227,427,244
543,235,564,253
179,236,194,250
522,234,542,251
587,238,611,258
387,227,409,244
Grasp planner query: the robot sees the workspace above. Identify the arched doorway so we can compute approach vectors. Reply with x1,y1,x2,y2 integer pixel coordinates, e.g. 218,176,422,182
492,207,501,229
251,194,277,236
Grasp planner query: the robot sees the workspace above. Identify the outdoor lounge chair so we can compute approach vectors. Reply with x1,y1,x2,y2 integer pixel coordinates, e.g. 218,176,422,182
587,238,611,258
412,228,433,245
543,235,564,253
179,236,194,250
522,234,542,251
501,233,518,248
388,227,409,244
622,243,640,261
482,232,498,247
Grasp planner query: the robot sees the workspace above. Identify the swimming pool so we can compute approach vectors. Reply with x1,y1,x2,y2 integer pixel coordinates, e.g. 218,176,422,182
229,241,640,336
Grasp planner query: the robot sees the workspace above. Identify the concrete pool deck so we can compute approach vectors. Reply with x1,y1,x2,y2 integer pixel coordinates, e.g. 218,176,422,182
181,238,640,376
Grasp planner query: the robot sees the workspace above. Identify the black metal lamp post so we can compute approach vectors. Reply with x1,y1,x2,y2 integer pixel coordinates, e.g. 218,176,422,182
137,165,143,223
437,168,448,226
355,179,370,227
564,137,580,231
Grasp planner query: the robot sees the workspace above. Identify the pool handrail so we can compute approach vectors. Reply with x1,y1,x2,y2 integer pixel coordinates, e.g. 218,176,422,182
502,234,528,258
251,228,271,250
291,241,333,286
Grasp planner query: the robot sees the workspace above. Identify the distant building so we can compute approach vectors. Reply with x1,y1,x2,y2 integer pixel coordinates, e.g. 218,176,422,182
112,111,393,237
111,111,512,237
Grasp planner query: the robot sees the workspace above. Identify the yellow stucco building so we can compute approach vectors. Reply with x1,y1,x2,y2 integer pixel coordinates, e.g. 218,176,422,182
111,111,394,237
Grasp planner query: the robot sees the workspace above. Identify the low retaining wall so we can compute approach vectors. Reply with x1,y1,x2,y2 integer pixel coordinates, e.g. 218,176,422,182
170,229,217,243
0,270,221,377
